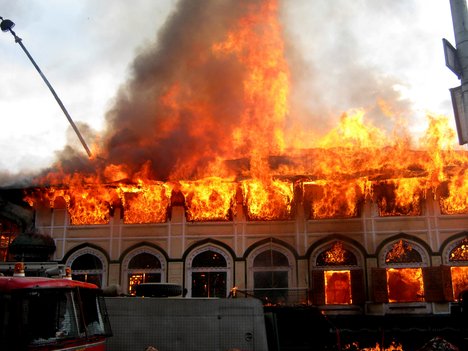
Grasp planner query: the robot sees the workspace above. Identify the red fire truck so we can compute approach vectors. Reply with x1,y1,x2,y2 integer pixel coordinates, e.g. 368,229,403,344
0,268,112,350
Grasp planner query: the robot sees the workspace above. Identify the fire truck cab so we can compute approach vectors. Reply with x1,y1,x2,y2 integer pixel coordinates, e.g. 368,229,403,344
0,275,112,350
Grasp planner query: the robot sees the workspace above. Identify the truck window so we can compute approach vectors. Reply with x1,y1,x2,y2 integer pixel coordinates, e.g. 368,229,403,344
0,287,111,350
79,288,112,337
0,289,81,349
23,290,80,345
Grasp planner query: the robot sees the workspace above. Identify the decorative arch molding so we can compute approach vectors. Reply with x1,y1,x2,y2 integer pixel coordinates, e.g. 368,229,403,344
182,238,236,262
441,232,468,265
119,241,169,263
308,236,367,306
246,241,296,270
243,237,299,260
64,245,109,287
309,239,364,269
121,245,167,271
377,235,430,268
62,243,110,264
375,233,433,258
440,231,468,262
306,233,366,266
185,244,233,270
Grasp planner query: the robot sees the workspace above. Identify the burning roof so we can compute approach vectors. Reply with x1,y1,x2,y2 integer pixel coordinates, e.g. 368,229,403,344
7,0,468,224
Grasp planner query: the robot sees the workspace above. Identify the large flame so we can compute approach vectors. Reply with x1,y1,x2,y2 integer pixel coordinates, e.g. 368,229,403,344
22,0,468,225
324,270,352,304
212,0,289,159
387,268,424,303
451,266,468,300
180,178,237,221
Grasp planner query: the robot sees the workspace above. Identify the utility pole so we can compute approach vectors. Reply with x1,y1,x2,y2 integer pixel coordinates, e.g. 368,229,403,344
445,0,468,145
0,17,92,158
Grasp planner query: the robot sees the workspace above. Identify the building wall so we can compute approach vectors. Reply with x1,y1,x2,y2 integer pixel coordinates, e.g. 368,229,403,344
32,194,468,314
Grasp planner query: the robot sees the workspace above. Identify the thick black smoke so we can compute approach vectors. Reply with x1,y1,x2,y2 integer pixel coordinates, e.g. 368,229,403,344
101,0,257,180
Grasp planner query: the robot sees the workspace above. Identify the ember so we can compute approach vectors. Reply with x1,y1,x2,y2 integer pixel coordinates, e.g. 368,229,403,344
344,341,404,351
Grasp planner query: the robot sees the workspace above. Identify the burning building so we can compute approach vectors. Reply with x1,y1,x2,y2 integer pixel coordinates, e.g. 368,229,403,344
1,0,468,326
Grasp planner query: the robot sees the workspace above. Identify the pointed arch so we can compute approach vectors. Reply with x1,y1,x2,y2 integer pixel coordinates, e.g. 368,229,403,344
308,237,365,306
245,239,296,304
184,241,233,298
65,245,108,287
121,244,167,295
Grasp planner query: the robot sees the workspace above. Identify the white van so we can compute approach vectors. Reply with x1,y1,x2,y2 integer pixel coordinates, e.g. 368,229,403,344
105,296,269,351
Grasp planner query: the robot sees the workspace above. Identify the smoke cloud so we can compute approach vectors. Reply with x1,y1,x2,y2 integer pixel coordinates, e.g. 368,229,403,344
1,0,454,186
101,0,257,180
281,0,450,142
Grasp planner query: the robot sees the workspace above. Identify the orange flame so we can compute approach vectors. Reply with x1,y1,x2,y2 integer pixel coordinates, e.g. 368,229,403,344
343,341,404,351
451,266,468,300
117,181,172,224
324,270,352,304
21,2,468,226
387,268,424,303
304,179,366,219
180,178,237,221
385,240,417,263
324,242,347,265
212,0,289,159
449,238,468,261
241,178,293,220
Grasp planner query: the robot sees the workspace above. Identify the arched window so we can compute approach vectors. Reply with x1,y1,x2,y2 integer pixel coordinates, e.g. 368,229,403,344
186,246,232,298
377,239,428,303
445,237,468,300
0,218,19,262
247,243,295,305
253,250,289,287
310,241,364,306
122,247,166,295
67,248,108,287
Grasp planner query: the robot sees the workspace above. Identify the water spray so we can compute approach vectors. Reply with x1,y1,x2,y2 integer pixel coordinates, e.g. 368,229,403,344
0,16,92,158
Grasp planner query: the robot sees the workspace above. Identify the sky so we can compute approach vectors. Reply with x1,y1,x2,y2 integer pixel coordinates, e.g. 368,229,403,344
0,0,462,179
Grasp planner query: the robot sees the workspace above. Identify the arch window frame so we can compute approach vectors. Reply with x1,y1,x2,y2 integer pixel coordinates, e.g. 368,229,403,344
247,243,295,291
379,239,429,268
443,237,468,266
185,245,232,298
378,239,429,304
121,246,166,295
311,241,363,270
310,240,363,305
66,247,108,287
442,236,468,300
